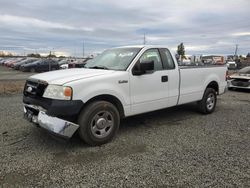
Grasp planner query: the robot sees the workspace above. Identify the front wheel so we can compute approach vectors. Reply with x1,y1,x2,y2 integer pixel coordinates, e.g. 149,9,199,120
78,101,120,146
198,88,217,114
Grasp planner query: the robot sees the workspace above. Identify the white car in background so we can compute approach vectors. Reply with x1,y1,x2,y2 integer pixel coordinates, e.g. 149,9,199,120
226,61,237,70
228,66,250,90
60,64,69,69
58,59,69,69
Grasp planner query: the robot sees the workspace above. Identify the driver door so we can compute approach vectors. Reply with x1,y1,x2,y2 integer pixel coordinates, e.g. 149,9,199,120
130,48,169,115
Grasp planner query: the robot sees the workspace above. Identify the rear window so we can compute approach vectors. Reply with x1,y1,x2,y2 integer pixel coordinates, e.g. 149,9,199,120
159,48,175,69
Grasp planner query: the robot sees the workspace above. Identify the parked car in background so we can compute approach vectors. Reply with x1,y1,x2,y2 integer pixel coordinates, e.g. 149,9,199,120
13,58,38,70
226,61,237,70
2,58,16,66
57,59,69,69
20,59,59,72
60,63,69,69
6,58,26,67
68,58,92,68
0,58,9,65
228,66,250,90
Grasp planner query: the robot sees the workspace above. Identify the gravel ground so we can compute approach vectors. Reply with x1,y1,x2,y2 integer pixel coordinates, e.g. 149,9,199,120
0,90,250,187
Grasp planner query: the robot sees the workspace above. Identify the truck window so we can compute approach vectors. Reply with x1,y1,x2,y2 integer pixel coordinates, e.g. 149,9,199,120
139,49,163,71
85,48,141,71
159,48,175,69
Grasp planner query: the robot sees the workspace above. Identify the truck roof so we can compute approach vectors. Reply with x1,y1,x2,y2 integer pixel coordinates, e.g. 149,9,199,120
113,45,170,49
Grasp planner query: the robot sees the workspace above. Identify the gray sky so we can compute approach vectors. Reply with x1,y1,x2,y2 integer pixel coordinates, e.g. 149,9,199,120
0,0,249,56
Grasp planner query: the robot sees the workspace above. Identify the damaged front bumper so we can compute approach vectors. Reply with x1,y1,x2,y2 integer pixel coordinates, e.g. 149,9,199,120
23,104,79,138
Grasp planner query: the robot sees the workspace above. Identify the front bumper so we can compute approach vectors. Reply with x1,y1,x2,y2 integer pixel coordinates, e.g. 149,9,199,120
24,104,79,138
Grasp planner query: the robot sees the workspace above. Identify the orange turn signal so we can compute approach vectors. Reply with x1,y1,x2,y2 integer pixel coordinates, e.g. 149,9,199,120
64,87,72,97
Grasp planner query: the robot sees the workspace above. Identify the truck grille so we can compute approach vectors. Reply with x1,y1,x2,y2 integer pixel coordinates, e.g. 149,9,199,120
24,79,48,97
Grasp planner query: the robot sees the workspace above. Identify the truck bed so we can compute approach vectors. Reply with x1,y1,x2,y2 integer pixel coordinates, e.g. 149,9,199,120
178,65,227,105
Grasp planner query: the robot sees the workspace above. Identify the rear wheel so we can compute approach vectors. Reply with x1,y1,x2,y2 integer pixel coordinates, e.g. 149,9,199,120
78,101,120,146
198,88,217,114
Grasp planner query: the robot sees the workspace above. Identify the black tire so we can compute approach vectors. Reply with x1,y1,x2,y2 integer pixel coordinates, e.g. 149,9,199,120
78,101,120,146
198,88,217,114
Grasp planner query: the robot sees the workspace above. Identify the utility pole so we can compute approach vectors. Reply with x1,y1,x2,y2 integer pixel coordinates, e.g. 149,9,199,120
234,44,238,57
49,51,51,71
234,44,241,68
143,33,146,45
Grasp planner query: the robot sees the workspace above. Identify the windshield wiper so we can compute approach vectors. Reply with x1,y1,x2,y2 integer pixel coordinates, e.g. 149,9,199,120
88,65,109,70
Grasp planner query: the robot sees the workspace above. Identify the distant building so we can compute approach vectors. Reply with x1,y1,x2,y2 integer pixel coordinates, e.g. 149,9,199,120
201,55,225,65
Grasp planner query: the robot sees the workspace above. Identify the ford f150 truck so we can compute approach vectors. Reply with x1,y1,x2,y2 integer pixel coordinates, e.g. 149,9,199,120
23,46,227,146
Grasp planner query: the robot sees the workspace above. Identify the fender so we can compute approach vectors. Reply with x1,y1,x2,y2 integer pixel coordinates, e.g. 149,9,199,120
203,73,220,93
68,71,132,116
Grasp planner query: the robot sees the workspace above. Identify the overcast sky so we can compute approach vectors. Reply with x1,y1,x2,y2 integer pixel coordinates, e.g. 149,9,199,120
0,0,249,56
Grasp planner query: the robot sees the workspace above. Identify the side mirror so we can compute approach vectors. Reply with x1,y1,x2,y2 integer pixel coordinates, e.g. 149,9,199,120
133,60,154,75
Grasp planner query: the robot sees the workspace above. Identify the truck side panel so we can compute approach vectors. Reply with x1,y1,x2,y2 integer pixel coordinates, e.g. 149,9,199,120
178,66,227,105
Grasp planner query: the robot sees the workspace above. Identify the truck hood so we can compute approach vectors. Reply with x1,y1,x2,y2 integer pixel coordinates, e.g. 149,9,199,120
29,68,116,85
230,74,250,80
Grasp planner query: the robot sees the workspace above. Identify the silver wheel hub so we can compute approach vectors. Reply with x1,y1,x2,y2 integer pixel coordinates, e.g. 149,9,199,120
206,93,215,110
90,111,114,138
96,118,107,129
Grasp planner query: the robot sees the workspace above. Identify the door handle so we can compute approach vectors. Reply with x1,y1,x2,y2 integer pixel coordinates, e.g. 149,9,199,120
161,75,168,82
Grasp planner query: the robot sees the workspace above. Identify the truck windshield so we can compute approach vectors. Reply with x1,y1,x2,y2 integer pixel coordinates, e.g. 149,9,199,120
85,48,141,71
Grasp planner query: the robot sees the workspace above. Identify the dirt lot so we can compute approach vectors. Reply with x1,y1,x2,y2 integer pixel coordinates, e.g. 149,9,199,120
0,66,35,94
0,67,250,187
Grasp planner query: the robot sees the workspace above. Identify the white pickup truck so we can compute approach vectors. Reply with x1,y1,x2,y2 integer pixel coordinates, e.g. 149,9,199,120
23,46,227,146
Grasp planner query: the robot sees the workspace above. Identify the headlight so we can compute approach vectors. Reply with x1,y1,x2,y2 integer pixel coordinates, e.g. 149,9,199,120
43,85,72,100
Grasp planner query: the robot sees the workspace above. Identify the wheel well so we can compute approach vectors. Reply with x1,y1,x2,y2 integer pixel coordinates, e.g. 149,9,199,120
85,95,125,118
207,81,219,94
